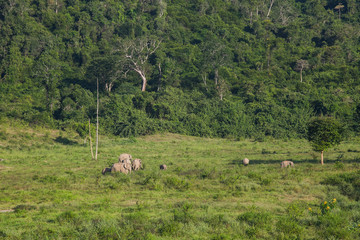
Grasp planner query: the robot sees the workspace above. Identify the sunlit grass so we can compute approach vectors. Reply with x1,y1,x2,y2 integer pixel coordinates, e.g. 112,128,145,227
0,123,360,239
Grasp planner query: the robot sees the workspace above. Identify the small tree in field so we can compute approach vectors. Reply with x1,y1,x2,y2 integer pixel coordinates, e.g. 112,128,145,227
307,117,344,165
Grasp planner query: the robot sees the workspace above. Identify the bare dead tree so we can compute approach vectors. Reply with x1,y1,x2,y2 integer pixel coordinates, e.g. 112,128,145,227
266,0,275,19
157,0,167,17
295,59,309,82
120,37,162,92
201,40,230,92
278,3,294,25
216,77,229,101
157,63,162,91
334,3,344,19
202,73,209,92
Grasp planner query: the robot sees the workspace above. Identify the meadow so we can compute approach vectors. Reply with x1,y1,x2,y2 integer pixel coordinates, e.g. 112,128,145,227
0,122,360,239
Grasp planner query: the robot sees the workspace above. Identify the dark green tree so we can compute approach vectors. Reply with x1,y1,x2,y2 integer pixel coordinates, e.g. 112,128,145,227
32,49,62,113
307,117,344,165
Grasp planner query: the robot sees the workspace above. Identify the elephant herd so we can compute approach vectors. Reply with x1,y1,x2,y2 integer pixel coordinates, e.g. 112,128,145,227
102,153,167,175
102,155,294,175
243,158,294,168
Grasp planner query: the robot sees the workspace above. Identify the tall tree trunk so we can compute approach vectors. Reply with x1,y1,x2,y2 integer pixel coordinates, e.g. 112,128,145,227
95,77,99,161
141,74,147,92
202,72,209,92
214,69,219,85
267,48,271,70
89,119,94,160
157,63,162,91
134,69,147,92
266,0,275,18
320,150,324,165
300,68,303,82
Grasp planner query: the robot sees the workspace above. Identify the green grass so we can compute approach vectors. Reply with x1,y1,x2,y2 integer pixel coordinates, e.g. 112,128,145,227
0,122,360,239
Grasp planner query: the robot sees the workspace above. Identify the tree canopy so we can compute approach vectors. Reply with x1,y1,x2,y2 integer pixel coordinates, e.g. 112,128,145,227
307,117,344,164
0,0,360,139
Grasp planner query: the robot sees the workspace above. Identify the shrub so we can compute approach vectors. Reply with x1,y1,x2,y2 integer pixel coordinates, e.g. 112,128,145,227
157,220,180,236
199,167,217,179
322,171,360,200
237,209,272,227
57,211,79,224
317,212,351,240
173,202,194,224
164,176,190,190
275,216,304,240
141,172,163,190
14,204,37,213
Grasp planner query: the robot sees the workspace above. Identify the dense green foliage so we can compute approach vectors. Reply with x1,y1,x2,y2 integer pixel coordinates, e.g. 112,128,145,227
1,0,360,138
307,116,344,152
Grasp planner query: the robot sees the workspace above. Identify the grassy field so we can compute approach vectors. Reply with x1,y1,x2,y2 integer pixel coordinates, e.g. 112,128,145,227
0,122,360,239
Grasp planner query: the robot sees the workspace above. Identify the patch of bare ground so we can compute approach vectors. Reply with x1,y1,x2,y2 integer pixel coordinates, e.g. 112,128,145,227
0,209,14,213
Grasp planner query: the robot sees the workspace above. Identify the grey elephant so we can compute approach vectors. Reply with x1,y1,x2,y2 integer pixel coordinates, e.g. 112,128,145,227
132,159,142,171
118,153,132,174
102,167,111,175
281,161,294,168
243,158,249,166
119,153,132,163
111,162,130,174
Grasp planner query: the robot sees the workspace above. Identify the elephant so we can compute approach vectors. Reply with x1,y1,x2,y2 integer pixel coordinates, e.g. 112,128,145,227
132,159,142,171
118,153,132,174
111,162,130,174
118,153,132,163
243,158,249,166
281,161,294,168
102,167,111,175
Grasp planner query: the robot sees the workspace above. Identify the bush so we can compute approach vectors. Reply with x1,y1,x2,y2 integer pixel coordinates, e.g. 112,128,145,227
275,216,304,240
164,176,190,190
317,213,351,240
173,202,194,224
157,220,180,236
237,209,273,227
322,171,360,200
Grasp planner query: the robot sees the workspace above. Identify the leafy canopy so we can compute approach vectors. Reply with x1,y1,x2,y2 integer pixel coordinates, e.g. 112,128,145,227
307,117,344,152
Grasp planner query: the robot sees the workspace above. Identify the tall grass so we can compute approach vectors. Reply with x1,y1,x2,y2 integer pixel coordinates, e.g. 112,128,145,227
0,123,360,239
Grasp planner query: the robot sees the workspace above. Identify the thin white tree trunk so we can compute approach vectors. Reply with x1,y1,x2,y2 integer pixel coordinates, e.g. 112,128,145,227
141,75,147,91
135,69,147,92
214,69,219,86
89,119,94,160
95,77,99,161
266,0,275,18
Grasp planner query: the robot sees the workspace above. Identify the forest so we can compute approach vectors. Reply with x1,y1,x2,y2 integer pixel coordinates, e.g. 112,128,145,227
1,0,360,140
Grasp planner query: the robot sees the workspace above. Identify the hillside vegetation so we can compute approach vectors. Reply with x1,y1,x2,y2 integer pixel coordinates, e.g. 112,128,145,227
1,0,360,139
1,123,360,239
